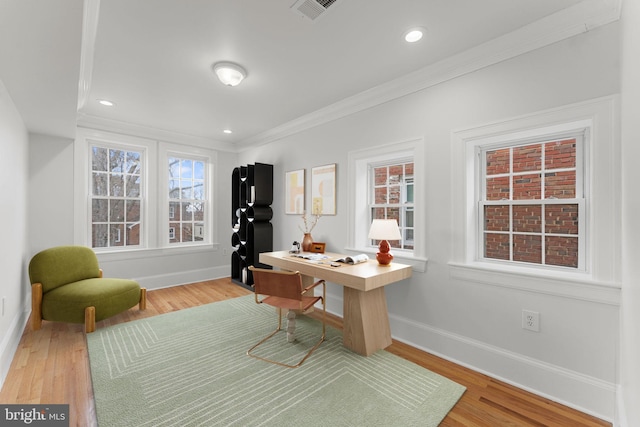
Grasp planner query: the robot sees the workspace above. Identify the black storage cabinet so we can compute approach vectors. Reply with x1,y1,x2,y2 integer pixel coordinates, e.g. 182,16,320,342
231,163,273,289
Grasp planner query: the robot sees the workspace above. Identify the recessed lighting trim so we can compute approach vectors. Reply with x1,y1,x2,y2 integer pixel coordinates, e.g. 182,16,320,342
404,27,426,43
98,99,114,106
223,129,233,134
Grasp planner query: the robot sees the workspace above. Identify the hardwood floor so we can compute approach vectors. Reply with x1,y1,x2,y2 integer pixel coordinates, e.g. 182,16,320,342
0,278,610,427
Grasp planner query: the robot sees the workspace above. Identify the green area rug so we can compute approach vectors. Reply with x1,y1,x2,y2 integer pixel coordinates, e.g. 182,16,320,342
87,295,465,426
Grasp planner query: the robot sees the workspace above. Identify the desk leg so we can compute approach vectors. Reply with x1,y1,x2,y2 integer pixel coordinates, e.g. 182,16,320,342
342,287,392,356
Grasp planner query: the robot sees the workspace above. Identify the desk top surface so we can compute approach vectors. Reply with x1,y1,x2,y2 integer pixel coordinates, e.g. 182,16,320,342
259,250,412,292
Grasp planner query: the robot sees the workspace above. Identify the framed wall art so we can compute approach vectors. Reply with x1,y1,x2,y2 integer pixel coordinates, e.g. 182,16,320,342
285,169,305,214
311,163,336,215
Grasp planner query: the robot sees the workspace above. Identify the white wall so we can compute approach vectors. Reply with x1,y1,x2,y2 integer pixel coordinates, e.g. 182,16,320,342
0,80,29,386
619,0,640,425
27,132,237,290
240,22,621,421
29,133,75,252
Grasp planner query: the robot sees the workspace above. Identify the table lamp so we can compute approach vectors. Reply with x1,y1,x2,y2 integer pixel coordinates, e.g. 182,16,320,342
368,219,401,266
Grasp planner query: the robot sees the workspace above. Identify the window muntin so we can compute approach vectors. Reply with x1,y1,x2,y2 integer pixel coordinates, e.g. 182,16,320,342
91,145,143,248
370,161,414,250
168,156,207,244
479,136,584,269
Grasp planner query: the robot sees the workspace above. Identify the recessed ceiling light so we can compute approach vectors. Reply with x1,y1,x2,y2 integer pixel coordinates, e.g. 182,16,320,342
98,99,114,107
404,27,426,43
223,129,233,134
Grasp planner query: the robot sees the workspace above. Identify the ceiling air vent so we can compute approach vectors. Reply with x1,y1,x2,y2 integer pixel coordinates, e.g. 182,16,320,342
291,0,339,22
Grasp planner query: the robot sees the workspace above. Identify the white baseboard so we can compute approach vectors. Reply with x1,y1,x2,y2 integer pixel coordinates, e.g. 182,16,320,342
388,312,615,422
6,273,614,423
322,289,613,420
133,265,230,291
0,305,30,391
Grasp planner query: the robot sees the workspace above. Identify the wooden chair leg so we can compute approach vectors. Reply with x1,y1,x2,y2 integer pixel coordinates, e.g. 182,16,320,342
85,306,96,333
139,288,147,310
31,283,43,331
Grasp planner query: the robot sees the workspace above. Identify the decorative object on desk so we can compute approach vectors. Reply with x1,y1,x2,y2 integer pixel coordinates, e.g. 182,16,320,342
289,241,300,253
301,233,313,252
299,211,321,251
334,253,369,264
310,242,326,253
290,253,329,261
368,219,402,266
285,169,305,214
311,163,336,215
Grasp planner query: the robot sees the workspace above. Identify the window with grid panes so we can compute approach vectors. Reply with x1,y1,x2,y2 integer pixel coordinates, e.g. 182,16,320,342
480,135,584,269
370,161,414,250
168,156,207,244
90,145,142,248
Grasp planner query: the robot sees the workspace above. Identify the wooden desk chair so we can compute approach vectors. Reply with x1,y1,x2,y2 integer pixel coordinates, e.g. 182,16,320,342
247,265,326,368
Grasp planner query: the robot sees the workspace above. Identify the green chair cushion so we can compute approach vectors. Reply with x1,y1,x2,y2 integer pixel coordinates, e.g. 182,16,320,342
29,246,101,293
42,278,141,324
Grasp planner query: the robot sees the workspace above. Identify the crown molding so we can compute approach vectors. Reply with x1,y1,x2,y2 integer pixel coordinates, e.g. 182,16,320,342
237,0,621,150
75,0,621,153
76,112,237,152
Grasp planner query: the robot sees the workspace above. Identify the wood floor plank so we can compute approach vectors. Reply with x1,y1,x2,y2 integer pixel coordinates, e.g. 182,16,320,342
0,278,611,426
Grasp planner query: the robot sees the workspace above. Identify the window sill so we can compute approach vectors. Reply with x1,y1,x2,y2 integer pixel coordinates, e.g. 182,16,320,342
344,247,427,272
448,261,620,305
95,243,219,262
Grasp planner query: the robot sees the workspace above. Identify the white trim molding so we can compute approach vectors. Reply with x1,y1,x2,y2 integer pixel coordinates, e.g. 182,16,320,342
238,0,621,149
451,96,621,299
346,137,427,272
389,312,616,422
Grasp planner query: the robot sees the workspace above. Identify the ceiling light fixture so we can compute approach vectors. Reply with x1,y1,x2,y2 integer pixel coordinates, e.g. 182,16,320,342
98,99,114,106
403,27,426,43
223,129,233,134
212,62,247,87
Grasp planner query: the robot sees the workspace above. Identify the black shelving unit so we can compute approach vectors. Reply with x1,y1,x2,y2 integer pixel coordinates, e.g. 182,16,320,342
231,162,273,290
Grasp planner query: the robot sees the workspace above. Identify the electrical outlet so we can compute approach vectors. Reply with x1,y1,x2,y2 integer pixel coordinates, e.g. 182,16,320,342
522,309,540,332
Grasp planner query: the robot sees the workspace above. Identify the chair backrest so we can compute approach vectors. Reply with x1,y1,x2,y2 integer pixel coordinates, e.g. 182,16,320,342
249,266,304,301
28,246,101,293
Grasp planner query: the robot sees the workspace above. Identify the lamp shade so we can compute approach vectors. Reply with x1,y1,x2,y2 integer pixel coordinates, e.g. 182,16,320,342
368,219,401,241
213,62,247,87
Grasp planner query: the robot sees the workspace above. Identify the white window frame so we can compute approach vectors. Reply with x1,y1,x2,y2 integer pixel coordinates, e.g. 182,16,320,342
74,129,217,258
160,143,214,247
368,158,415,250
450,96,621,302
347,137,427,272
88,141,145,250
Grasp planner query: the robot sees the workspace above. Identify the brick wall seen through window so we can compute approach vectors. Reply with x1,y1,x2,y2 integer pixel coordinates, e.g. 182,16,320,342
482,138,580,268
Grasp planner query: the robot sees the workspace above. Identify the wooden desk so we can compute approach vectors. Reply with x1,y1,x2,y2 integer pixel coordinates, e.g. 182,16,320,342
259,250,412,356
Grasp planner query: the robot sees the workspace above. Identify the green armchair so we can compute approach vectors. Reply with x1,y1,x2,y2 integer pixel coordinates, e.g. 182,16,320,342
28,245,146,333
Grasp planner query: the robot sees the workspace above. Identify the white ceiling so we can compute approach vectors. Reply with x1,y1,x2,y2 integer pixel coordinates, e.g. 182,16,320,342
1,0,611,147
